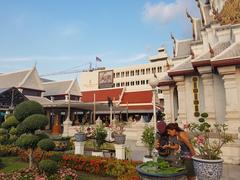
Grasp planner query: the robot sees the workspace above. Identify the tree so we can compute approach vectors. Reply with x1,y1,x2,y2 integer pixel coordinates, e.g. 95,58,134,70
13,100,50,168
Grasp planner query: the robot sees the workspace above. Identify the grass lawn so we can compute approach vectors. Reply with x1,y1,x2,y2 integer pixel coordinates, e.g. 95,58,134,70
0,156,28,173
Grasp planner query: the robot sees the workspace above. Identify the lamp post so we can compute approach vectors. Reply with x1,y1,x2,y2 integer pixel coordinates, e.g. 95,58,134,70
149,75,159,134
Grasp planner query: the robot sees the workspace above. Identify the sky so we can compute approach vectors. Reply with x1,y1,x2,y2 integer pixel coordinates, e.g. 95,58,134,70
0,0,200,81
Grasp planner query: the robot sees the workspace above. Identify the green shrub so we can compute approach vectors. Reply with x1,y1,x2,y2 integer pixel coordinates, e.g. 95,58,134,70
95,126,107,150
1,115,19,129
0,128,7,135
38,139,55,151
39,159,58,176
0,135,8,145
49,152,63,162
36,133,49,141
16,134,39,149
9,127,17,135
8,135,18,144
20,114,48,134
14,100,44,122
141,125,155,157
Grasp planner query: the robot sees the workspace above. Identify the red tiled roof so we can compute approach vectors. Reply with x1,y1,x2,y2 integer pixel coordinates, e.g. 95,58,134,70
121,90,153,104
81,88,123,102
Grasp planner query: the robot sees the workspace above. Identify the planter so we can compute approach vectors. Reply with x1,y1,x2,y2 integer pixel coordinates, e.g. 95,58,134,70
75,133,86,142
92,151,104,157
136,163,186,180
114,134,126,144
143,156,153,163
53,139,68,151
192,156,223,180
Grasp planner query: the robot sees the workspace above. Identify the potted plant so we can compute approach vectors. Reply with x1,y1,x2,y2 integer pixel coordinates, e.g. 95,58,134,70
141,125,155,162
111,121,126,144
189,112,234,180
92,125,107,157
74,126,86,142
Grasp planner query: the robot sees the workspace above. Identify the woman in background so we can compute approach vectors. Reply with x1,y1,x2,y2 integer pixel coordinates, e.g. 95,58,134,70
164,123,196,180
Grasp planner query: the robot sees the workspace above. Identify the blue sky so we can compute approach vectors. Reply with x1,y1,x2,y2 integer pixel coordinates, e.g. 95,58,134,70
0,0,200,80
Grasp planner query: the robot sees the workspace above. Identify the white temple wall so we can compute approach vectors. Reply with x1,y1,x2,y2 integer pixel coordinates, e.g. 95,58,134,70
213,74,226,123
236,67,240,110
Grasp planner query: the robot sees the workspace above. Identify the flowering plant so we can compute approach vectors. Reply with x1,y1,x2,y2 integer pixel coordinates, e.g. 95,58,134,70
75,125,85,134
189,112,234,160
110,121,125,135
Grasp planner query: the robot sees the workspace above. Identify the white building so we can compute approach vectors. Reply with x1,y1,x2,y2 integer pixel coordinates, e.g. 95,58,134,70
158,0,240,164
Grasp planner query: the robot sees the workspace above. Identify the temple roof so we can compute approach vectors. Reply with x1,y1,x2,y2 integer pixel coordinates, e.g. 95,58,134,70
0,67,44,91
216,0,240,25
212,42,240,61
43,79,81,97
26,95,53,105
194,41,231,61
175,39,192,58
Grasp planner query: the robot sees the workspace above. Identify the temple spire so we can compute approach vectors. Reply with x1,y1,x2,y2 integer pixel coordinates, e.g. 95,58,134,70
170,33,176,57
186,10,195,40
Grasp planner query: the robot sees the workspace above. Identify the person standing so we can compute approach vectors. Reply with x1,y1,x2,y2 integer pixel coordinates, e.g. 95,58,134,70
163,123,196,180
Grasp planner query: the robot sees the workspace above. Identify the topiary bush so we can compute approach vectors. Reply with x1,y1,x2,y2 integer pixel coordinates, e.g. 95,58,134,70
16,134,39,149
9,127,17,135
37,139,55,152
39,159,58,176
14,100,44,122
20,114,48,133
0,128,7,135
1,115,19,129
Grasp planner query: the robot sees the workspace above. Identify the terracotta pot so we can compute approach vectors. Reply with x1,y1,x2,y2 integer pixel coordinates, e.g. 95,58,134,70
192,156,223,180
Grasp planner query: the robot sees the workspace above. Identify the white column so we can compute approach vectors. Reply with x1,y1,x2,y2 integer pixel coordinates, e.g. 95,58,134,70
160,85,173,123
74,141,85,155
218,66,240,137
173,76,187,126
198,66,216,124
114,144,125,160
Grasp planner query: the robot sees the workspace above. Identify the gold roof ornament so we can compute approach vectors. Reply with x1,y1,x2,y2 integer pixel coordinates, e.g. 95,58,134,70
215,0,240,25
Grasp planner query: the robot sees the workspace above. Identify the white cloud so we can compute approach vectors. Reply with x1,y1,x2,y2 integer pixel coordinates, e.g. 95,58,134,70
143,0,198,25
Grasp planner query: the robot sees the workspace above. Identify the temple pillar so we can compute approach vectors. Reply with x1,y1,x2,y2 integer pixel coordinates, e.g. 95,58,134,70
218,66,240,137
197,66,216,124
173,76,187,127
160,85,174,123
46,110,51,130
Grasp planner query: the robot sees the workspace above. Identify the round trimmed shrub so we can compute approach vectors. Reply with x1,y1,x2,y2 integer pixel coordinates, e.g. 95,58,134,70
16,123,28,135
1,115,19,129
0,135,8,145
16,134,39,149
0,128,7,135
9,127,17,135
36,133,49,141
21,114,48,134
8,135,18,143
39,159,58,176
14,100,44,122
38,139,55,151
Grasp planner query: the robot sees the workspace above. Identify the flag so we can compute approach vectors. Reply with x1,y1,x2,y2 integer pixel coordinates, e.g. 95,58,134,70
96,56,102,62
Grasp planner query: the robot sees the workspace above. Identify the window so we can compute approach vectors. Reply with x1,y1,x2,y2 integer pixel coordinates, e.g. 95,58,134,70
126,71,129,77
157,66,162,73
121,72,125,77
141,80,145,85
126,82,129,86
158,89,162,94
116,72,120,78
116,83,120,87
135,70,139,75
113,73,115,78
141,69,145,75
152,67,156,74
146,68,150,74
146,80,149,84
130,70,134,76
121,82,125,86
130,81,134,86
136,81,140,85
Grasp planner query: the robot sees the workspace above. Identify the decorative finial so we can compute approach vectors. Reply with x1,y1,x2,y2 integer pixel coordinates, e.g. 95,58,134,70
186,9,193,23
170,33,176,44
208,43,214,58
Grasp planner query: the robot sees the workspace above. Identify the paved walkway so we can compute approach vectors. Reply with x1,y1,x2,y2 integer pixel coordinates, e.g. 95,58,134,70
125,140,240,180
